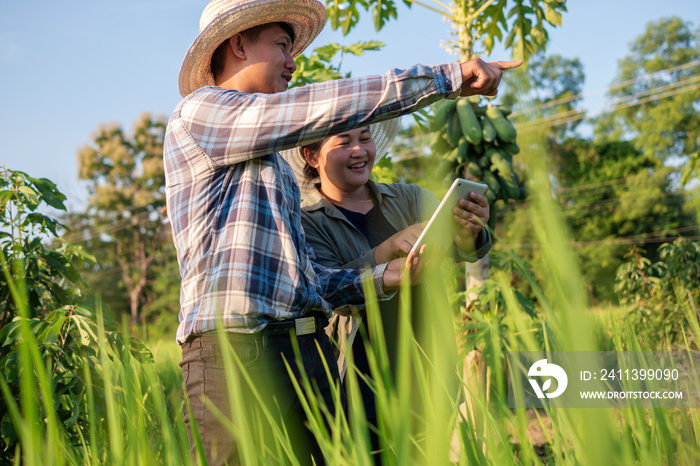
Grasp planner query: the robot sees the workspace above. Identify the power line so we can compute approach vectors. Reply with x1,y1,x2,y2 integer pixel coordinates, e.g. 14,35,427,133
609,59,700,91
503,235,700,250
509,58,700,117
609,74,700,106
391,68,700,160
516,81,700,133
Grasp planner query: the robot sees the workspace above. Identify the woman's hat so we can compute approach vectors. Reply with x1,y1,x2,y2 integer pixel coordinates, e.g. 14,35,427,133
178,0,327,97
281,118,402,199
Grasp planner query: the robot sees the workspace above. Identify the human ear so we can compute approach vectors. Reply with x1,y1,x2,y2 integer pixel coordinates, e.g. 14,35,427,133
229,34,246,60
303,148,319,168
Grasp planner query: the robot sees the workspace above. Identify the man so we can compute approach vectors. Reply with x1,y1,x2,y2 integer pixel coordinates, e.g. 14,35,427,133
164,0,520,464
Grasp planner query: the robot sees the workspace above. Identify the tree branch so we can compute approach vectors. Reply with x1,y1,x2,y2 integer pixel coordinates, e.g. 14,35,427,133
468,0,498,22
403,0,453,17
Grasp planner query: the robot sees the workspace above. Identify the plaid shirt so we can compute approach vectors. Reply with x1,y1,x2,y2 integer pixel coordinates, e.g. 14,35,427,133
164,63,462,344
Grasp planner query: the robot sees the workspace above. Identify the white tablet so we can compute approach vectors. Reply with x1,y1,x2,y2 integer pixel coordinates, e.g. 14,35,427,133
409,178,488,255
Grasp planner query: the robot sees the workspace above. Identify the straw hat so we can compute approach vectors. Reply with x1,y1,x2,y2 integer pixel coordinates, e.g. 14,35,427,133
281,118,402,199
178,0,327,97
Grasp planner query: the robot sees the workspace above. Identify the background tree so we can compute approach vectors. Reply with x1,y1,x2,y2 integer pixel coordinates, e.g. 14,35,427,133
499,138,692,303
74,113,175,325
593,17,700,171
501,52,586,144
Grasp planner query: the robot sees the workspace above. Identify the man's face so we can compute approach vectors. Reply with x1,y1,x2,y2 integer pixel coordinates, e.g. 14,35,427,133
238,23,297,94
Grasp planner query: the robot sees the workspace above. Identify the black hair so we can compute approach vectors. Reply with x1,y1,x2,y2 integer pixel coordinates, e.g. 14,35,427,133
301,139,323,179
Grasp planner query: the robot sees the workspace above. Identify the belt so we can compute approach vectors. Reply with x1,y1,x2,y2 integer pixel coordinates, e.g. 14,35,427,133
263,313,328,338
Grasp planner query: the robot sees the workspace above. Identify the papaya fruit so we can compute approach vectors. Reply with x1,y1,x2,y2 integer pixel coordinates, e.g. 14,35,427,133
457,138,469,163
499,141,520,155
481,116,497,143
481,170,500,196
446,111,463,147
456,99,482,145
430,99,458,131
498,105,512,116
467,161,482,178
478,155,491,170
430,131,452,156
497,170,520,200
485,105,517,143
442,146,460,162
488,150,511,175
485,188,497,204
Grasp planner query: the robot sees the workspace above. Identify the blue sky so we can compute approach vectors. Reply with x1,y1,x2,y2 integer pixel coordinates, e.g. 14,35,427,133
1,0,698,211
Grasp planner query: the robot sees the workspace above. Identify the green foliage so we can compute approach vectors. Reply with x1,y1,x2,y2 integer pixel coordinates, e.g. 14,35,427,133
0,169,160,462
292,40,384,87
325,0,405,34
0,304,152,462
369,155,399,184
499,138,693,303
0,168,94,323
325,0,568,62
460,249,544,348
615,238,700,348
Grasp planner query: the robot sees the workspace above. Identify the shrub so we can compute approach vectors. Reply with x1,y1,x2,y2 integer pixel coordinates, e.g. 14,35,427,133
615,238,700,348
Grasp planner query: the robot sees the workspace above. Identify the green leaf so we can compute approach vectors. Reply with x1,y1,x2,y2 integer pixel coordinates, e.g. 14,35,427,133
18,185,39,208
70,314,98,345
544,3,562,26
0,190,13,208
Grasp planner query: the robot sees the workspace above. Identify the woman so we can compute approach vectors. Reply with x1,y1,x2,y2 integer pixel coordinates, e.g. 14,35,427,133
282,119,491,454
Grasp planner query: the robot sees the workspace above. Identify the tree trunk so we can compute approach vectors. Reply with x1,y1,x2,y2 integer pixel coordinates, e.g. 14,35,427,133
455,6,490,457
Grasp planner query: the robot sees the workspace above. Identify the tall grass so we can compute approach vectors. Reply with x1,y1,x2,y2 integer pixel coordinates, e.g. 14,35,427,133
2,131,700,464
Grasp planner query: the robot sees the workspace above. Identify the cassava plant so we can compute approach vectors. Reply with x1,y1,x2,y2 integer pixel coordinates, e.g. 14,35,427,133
0,167,153,462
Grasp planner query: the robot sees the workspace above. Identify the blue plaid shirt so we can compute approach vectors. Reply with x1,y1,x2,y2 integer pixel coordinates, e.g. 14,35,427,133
164,63,462,344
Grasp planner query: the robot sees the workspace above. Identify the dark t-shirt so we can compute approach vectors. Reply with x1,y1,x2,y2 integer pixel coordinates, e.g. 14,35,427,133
333,201,401,420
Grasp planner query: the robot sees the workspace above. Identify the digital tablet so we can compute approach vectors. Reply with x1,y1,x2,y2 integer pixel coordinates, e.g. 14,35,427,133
409,178,488,255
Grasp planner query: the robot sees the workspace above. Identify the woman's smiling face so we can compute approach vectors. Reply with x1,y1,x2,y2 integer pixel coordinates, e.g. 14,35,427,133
306,127,377,194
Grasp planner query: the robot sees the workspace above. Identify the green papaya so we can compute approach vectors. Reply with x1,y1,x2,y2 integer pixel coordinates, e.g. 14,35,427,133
498,105,513,116
497,170,520,200
499,141,520,155
444,147,460,162
488,150,511,175
478,155,491,170
485,188,497,204
430,99,458,131
481,170,500,196
485,105,517,143
456,99,482,145
436,158,454,178
468,95,481,104
446,111,463,148
457,138,469,163
430,131,452,156
481,116,497,143
467,161,482,178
